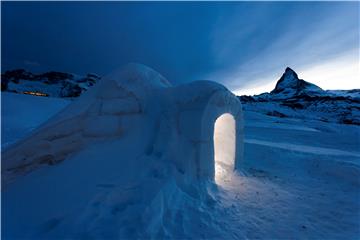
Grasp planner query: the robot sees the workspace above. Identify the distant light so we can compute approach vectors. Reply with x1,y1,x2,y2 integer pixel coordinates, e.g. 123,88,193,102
23,91,48,97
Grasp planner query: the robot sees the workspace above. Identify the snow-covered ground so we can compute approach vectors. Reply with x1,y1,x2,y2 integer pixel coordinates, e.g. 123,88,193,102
1,92,70,149
224,110,360,238
1,93,359,239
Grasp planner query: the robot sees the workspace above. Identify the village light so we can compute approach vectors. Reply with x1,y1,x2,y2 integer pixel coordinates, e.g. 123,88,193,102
23,91,48,97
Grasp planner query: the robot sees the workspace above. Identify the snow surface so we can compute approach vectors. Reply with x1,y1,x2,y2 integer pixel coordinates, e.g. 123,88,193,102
242,100,360,125
2,91,360,239
1,92,70,149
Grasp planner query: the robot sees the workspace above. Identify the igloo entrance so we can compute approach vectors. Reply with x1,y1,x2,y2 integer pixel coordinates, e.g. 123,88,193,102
214,113,236,183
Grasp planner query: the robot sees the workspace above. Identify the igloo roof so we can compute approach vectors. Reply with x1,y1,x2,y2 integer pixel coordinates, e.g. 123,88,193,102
38,63,171,126
171,80,227,102
105,63,171,92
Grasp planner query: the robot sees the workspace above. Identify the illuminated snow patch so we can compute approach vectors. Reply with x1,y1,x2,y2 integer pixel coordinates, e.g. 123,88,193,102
214,113,236,184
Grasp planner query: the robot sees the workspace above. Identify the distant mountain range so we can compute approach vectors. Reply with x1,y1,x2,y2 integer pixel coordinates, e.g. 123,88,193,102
1,69,100,98
1,67,359,125
239,67,360,125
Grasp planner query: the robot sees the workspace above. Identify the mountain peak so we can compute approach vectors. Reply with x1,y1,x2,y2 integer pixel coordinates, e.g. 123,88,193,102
284,67,297,76
271,67,322,96
272,67,300,93
285,66,294,72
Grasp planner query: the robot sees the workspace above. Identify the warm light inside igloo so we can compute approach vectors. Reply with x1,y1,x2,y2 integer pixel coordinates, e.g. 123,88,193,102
214,113,236,183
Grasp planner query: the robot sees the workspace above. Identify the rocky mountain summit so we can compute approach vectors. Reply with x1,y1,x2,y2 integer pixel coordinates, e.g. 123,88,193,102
271,67,322,96
239,67,360,125
1,69,100,98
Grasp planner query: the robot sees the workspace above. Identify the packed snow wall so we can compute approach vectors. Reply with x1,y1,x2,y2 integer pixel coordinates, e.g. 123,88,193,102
2,63,244,186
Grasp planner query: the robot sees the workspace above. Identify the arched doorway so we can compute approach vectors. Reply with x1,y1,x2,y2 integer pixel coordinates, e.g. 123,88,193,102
214,113,236,183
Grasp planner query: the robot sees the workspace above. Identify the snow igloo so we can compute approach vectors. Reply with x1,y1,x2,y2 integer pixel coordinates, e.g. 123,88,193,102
2,63,244,185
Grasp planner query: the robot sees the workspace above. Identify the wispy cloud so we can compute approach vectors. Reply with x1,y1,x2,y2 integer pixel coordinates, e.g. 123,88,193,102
2,2,358,91
207,2,359,94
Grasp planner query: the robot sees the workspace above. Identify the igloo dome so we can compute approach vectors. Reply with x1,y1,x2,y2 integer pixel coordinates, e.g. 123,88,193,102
107,63,172,90
2,64,243,186
93,63,171,102
150,80,244,182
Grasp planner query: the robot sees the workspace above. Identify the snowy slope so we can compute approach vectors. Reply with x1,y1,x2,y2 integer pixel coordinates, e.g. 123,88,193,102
1,92,70,149
240,68,360,125
2,91,360,239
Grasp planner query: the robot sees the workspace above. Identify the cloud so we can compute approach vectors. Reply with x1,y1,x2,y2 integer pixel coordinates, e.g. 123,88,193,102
206,2,359,94
2,2,358,91
300,49,360,90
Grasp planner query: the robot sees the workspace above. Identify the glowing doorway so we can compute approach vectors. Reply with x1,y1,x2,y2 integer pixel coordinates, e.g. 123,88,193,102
214,113,236,183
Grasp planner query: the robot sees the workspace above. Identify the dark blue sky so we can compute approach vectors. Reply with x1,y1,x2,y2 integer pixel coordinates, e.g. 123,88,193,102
2,2,359,93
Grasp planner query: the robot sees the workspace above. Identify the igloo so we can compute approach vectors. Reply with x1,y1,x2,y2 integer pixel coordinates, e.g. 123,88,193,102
2,63,244,186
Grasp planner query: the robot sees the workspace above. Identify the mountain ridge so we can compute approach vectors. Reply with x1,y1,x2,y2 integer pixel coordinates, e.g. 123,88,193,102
239,68,360,125
1,69,101,98
271,67,323,96
1,67,359,125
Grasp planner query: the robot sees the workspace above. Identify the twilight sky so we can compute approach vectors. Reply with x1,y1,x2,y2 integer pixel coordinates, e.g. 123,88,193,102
2,2,359,94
